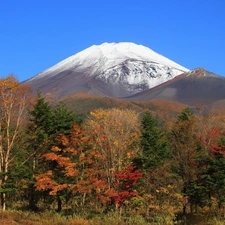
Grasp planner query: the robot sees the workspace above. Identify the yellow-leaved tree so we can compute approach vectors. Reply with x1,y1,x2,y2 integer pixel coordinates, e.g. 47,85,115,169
0,75,31,211
85,108,141,188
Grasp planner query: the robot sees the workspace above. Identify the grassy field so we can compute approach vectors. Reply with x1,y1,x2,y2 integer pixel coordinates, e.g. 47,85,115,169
1,210,225,225
0,210,148,225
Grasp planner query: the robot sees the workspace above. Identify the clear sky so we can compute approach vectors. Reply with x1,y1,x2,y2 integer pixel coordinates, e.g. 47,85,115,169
1,0,225,81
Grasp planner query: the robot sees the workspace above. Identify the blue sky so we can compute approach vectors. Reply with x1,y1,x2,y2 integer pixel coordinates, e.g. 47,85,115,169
1,0,225,81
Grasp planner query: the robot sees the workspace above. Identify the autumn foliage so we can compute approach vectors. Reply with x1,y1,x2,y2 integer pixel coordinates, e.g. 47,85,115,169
35,116,143,211
2,77,225,224
35,124,107,198
102,166,143,207
0,75,31,211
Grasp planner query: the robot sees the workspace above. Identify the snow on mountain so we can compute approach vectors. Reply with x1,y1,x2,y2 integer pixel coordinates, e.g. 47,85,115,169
26,42,189,98
29,42,188,81
95,59,186,96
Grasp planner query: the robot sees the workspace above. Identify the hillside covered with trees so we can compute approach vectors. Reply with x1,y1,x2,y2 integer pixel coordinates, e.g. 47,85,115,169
1,75,225,225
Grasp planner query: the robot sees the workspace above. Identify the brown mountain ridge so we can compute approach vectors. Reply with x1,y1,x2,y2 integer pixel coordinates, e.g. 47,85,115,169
123,68,225,108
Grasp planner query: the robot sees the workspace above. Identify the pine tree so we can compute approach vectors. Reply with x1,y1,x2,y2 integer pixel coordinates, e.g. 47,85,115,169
26,92,79,211
52,102,81,136
195,137,225,210
27,92,79,161
28,91,53,154
134,111,169,171
170,107,197,215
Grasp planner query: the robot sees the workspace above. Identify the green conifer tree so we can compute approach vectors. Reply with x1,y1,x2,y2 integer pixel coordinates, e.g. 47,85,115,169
26,92,80,211
134,111,169,171
170,107,197,216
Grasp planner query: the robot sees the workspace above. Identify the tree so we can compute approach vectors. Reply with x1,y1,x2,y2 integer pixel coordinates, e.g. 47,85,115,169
85,108,141,188
170,107,198,215
27,92,79,172
193,136,225,213
35,123,107,212
96,165,143,216
27,91,53,161
105,166,143,206
132,111,173,219
52,102,82,135
134,111,169,171
0,75,31,211
209,141,225,210
194,106,222,154
26,92,79,210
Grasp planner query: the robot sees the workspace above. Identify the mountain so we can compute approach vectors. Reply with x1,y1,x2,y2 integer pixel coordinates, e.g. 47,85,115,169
25,42,188,99
58,92,186,122
125,68,225,108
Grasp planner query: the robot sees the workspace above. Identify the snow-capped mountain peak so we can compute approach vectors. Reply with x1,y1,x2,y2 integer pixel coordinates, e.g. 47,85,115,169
26,42,189,98
31,42,188,80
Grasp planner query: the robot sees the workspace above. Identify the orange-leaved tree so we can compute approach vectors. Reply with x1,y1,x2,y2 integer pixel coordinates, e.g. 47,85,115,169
0,75,31,211
35,123,108,211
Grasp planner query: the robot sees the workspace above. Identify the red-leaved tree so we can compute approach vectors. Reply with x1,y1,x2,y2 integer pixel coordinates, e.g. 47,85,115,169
97,166,143,209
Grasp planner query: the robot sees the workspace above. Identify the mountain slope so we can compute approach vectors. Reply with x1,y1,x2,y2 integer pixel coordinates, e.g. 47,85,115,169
58,92,186,123
125,68,225,107
25,42,188,98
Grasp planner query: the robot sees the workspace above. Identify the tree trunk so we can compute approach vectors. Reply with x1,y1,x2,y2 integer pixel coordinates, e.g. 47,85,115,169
0,174,8,211
57,196,62,212
28,184,38,211
0,192,6,211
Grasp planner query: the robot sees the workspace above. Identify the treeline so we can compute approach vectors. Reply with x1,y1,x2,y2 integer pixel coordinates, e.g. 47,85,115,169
1,75,225,224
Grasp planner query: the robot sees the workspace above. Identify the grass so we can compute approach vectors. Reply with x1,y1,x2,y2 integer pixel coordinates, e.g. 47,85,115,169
0,210,75,225
1,210,225,225
0,210,155,225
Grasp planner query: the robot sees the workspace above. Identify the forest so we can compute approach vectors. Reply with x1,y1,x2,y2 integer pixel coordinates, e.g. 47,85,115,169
1,75,225,225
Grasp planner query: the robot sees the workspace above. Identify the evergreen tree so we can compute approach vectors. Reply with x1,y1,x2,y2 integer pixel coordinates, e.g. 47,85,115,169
170,107,197,215
195,137,225,210
132,111,170,218
27,92,80,158
134,111,169,171
52,102,82,136
26,92,80,211
28,91,53,154
177,107,194,122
